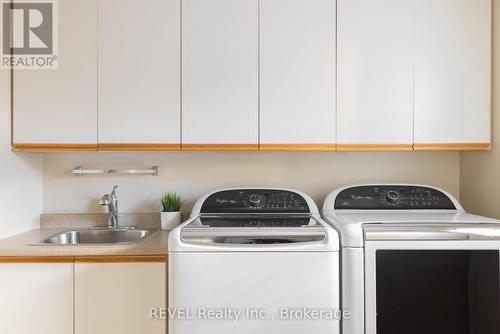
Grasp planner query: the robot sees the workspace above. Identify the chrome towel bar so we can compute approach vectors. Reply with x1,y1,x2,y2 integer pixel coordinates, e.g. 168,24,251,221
72,166,159,176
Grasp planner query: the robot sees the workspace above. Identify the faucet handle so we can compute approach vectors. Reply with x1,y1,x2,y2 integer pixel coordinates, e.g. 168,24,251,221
99,198,110,205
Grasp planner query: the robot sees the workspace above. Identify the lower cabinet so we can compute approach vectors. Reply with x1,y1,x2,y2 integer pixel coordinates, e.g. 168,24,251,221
0,263,73,334
0,261,166,334
75,262,166,334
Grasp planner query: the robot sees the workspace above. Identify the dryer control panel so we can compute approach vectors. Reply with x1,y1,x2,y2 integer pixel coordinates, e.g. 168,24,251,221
334,185,456,210
201,189,310,214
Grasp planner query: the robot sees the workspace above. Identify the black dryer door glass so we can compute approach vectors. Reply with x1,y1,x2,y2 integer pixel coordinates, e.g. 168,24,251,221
376,250,500,334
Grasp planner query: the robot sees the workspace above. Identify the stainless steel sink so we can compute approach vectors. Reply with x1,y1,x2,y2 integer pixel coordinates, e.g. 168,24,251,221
36,228,152,245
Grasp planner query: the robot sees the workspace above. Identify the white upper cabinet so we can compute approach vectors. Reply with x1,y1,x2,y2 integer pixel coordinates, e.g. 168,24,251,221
98,0,181,150
337,0,414,150
182,0,259,149
10,0,491,152
13,0,97,149
260,0,336,150
414,0,491,149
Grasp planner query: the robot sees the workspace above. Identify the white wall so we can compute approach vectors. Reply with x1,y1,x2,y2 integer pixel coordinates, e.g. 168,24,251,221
0,71,42,238
43,151,460,216
460,0,499,218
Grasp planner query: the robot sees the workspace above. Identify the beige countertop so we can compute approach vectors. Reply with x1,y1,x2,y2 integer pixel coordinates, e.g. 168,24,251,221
0,228,169,259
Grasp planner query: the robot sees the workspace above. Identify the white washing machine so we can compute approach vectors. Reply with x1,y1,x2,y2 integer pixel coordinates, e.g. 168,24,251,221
169,188,340,334
323,184,500,334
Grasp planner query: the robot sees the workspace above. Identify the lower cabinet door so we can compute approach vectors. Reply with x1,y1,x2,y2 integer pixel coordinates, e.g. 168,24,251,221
75,262,166,334
0,263,73,334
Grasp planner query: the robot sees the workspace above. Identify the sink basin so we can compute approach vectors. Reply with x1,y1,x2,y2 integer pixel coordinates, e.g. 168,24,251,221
37,228,152,245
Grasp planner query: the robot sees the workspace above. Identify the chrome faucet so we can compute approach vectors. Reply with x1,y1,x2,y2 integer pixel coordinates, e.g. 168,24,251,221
100,185,119,228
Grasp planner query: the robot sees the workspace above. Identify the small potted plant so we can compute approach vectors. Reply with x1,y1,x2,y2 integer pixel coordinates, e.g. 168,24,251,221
161,192,183,230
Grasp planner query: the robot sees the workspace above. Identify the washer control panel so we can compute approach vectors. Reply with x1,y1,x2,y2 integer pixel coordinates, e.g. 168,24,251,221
201,189,310,214
334,185,456,210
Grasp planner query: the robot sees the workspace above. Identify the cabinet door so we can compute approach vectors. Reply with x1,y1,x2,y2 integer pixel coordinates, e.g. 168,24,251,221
0,263,73,334
98,0,181,150
260,0,335,151
414,0,491,150
182,0,258,150
337,0,414,151
75,262,166,334
12,0,97,150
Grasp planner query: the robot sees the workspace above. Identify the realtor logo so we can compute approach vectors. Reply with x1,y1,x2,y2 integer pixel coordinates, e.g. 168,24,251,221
1,0,58,69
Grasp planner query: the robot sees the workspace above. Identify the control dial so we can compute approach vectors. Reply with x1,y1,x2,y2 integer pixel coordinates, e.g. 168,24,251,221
385,191,400,203
249,194,261,206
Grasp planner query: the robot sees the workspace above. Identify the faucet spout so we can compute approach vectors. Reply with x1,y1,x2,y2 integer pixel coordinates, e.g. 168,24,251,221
100,186,119,228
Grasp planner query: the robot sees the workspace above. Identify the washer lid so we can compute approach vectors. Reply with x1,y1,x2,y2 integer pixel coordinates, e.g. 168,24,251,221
170,214,339,252
198,214,313,228
180,217,328,245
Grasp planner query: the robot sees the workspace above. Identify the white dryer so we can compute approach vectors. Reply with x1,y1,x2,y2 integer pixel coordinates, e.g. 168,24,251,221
323,184,500,334
169,188,340,334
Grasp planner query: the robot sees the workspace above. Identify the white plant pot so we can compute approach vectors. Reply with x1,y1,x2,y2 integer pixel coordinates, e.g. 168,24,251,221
161,211,181,231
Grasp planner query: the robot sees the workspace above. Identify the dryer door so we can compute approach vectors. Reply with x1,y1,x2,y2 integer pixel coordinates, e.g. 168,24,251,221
364,238,500,334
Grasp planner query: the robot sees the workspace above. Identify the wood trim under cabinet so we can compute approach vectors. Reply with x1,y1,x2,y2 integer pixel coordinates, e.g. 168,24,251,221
74,255,166,263
336,144,413,151
10,142,489,152
182,144,259,151
0,256,75,263
413,143,491,151
98,143,181,151
259,144,335,151
11,143,98,152
0,255,166,263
